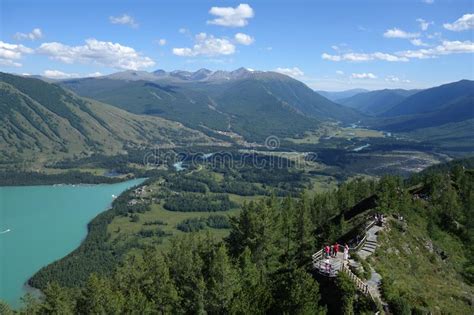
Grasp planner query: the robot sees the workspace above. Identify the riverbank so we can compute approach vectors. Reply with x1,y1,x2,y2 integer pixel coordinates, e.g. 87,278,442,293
0,170,132,187
26,178,148,292
0,178,146,308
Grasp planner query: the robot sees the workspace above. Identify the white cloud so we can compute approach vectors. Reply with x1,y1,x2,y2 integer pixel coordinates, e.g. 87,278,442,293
422,0,434,4
322,52,408,62
385,75,410,83
323,40,473,63
88,72,103,77
351,72,377,79
427,32,442,39
109,14,138,28
43,70,79,79
43,70,104,79
234,33,254,45
179,28,188,34
207,3,254,27
386,75,400,82
398,40,474,59
0,59,22,67
443,14,474,31
321,53,341,61
14,28,43,41
416,18,433,31
37,38,155,70
274,67,304,77
336,70,344,75
158,39,167,46
172,33,235,57
384,28,420,39
410,38,429,47
0,41,33,67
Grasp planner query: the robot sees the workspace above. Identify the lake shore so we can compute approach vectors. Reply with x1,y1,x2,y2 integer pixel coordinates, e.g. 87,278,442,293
0,178,146,308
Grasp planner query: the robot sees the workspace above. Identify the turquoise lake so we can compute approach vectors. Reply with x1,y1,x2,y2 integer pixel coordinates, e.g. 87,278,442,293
0,178,144,308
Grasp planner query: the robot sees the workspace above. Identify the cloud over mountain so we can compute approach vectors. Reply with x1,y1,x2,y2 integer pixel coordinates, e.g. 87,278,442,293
37,39,155,70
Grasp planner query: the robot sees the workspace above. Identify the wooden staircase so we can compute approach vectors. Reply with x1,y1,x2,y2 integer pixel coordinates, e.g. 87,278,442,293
312,219,383,306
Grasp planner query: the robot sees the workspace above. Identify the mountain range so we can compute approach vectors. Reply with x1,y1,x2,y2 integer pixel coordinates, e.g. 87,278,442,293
60,68,361,141
323,80,473,136
4,69,473,163
0,72,215,165
315,89,369,102
336,89,420,116
377,80,474,133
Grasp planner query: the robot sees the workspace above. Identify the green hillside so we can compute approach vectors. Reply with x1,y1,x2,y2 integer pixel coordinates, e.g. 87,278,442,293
60,70,362,142
362,80,474,150
381,95,474,132
315,88,368,102
4,156,472,314
338,89,418,116
382,79,474,117
0,73,215,166
61,78,230,131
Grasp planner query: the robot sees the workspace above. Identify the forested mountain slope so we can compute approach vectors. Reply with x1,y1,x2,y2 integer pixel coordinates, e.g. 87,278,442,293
60,69,362,141
0,73,215,165
1,156,472,314
382,79,474,117
337,89,419,116
315,89,368,102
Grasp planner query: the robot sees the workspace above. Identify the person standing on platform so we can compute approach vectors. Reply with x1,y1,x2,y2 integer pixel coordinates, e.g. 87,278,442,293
324,245,330,258
344,243,349,261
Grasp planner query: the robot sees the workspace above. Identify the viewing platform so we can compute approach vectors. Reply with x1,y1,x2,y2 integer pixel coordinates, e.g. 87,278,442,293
312,218,386,305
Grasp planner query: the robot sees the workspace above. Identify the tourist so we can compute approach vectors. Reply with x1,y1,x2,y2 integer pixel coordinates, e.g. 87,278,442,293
324,245,330,258
334,242,340,257
344,243,349,261
330,244,335,257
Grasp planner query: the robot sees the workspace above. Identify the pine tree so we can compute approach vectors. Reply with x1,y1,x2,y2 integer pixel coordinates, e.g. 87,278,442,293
336,272,356,315
76,274,124,314
0,300,13,315
20,293,41,314
39,282,75,314
167,235,206,314
293,193,314,267
141,249,180,313
231,247,272,314
271,267,324,314
205,245,240,314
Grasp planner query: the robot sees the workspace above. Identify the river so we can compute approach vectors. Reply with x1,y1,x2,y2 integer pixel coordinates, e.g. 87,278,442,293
0,178,144,308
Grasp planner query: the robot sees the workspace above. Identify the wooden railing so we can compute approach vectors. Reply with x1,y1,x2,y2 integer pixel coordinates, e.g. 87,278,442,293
340,264,369,294
312,249,323,264
350,220,376,251
314,259,342,277
340,264,377,303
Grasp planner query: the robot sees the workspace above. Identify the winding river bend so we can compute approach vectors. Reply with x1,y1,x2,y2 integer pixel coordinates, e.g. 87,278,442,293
0,178,144,308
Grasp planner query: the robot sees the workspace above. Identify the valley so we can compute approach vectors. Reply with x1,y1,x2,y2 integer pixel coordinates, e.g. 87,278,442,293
0,71,472,314
1,1,473,313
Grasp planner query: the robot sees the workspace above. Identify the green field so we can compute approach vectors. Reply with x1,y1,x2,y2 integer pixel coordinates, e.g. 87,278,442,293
286,123,385,145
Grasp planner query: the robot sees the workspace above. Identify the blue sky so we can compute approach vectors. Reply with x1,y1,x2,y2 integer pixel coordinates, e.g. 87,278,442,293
0,0,473,90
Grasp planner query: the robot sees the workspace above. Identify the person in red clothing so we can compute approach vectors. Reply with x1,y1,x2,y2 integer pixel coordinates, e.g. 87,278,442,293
324,245,330,258
334,242,340,257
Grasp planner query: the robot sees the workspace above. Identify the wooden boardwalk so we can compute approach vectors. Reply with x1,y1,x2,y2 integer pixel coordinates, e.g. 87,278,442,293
312,220,384,304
